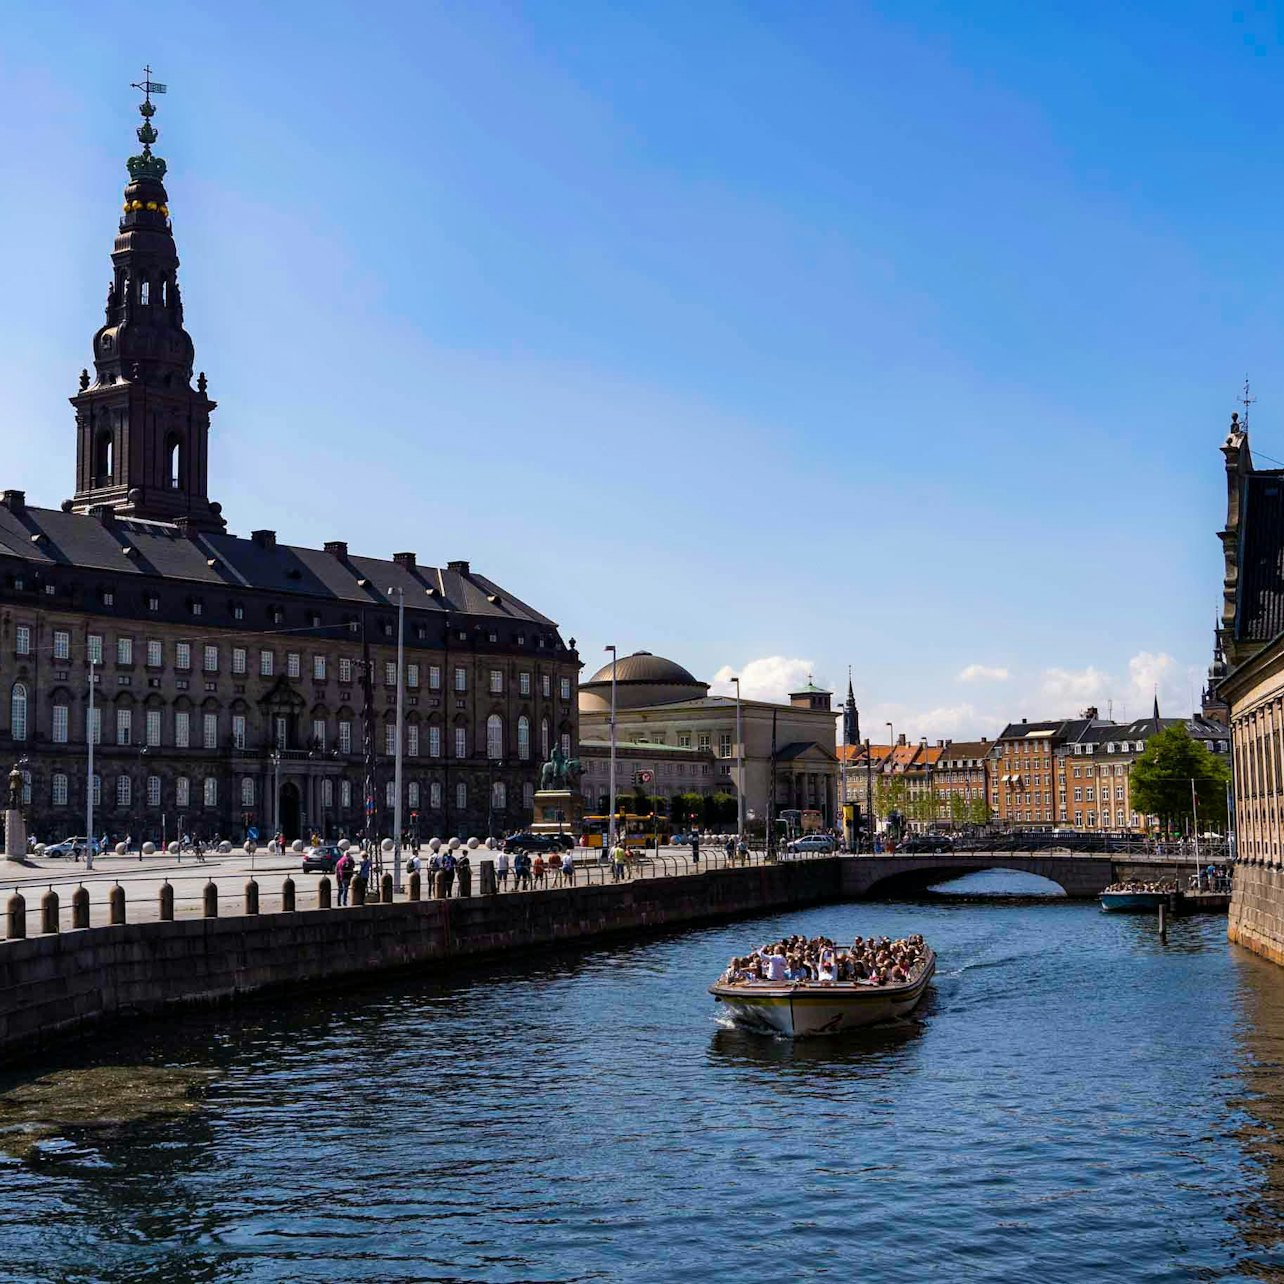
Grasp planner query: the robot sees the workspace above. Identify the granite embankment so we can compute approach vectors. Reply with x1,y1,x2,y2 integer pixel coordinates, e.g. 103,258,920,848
0,859,842,1063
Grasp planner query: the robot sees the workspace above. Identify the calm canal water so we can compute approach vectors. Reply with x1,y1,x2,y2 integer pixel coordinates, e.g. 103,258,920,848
3,871,1284,1283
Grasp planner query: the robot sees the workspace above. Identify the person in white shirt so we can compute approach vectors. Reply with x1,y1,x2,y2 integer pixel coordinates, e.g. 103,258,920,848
759,948,788,982
497,850,510,889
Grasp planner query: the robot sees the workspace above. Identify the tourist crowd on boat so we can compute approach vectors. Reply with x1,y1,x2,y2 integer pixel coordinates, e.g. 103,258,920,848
720,933,928,988
1102,879,1178,895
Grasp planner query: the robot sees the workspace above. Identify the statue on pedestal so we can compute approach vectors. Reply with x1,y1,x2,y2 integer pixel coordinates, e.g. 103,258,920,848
7,765,22,813
539,744,584,792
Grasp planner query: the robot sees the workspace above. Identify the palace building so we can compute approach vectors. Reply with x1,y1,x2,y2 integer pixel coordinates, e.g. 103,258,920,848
0,83,580,842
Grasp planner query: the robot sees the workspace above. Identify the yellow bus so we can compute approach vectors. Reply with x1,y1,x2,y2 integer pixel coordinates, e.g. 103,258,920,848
579,814,672,850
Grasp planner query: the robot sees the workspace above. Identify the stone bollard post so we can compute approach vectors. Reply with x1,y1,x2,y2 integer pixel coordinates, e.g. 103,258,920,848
282,876,296,912
366,876,380,904
72,886,89,930
40,888,59,935
245,878,260,916
203,880,218,918
458,867,472,898
479,859,497,896
408,871,421,901
381,872,394,903
434,870,449,899
351,874,367,906
317,876,332,909
6,890,25,939
108,884,126,925
158,881,174,921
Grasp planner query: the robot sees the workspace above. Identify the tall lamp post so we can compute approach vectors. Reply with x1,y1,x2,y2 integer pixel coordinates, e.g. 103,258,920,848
271,748,282,846
136,745,149,857
389,584,406,892
85,654,97,870
731,675,744,844
606,645,618,857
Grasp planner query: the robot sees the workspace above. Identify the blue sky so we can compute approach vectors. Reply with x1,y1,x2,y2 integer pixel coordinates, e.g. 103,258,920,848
1,1,1279,739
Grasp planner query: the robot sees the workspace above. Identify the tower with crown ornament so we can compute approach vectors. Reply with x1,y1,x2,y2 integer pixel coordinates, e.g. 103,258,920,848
66,70,225,531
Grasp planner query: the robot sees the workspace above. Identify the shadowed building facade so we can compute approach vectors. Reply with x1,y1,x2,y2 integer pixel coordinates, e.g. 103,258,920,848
0,84,579,842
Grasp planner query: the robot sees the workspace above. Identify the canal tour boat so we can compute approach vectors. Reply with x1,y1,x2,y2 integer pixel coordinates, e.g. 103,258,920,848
709,949,936,1037
1098,884,1177,913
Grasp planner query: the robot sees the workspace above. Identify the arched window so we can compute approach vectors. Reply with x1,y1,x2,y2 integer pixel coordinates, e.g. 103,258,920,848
517,715,530,761
140,280,150,306
321,778,334,808
203,777,217,807
91,774,101,807
487,714,503,760
491,780,506,809
10,683,27,741
241,777,255,807
117,775,131,807
430,781,442,809
175,776,189,808
166,435,182,490
456,781,467,811
147,775,161,807
94,432,113,483
52,773,68,806
540,718,550,761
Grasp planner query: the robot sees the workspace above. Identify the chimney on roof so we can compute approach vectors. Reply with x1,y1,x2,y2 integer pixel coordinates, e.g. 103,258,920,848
1083,706,1099,720
1021,716,1027,724
447,559,470,574
251,529,276,550
897,733,906,747
981,736,988,743
937,739,945,747
393,552,416,570
1,490,25,515
324,541,348,559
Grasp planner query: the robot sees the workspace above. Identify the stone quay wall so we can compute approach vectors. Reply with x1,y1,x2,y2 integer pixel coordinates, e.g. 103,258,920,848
0,860,842,1064
1229,859,1284,964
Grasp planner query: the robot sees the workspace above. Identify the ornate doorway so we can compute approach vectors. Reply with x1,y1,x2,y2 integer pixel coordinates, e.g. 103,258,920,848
279,780,301,840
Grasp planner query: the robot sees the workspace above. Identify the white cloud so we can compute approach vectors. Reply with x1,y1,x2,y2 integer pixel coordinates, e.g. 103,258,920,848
1038,666,1111,713
958,664,1009,683
710,656,815,704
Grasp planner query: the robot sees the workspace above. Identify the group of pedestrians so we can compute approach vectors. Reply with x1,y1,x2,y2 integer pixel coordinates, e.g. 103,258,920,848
495,848,577,891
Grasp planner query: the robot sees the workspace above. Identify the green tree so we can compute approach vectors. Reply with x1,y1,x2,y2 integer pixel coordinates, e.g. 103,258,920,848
965,795,992,826
673,793,704,826
949,793,969,827
874,775,908,819
1128,725,1230,831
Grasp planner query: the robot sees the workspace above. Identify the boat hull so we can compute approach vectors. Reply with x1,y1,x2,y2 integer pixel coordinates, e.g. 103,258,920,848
1099,892,1171,912
710,952,935,1037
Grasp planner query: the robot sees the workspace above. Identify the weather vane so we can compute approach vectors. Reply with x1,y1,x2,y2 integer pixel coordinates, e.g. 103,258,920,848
131,65,167,104
1240,374,1256,428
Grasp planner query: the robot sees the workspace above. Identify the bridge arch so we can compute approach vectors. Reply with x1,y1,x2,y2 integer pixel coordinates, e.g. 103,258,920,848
844,853,1115,899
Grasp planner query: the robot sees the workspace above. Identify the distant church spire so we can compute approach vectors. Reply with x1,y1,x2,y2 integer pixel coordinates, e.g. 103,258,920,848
66,71,224,530
843,668,859,746
1152,689,1161,722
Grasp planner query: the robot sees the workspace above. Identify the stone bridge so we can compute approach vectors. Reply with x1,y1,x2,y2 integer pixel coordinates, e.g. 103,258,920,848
838,851,1195,898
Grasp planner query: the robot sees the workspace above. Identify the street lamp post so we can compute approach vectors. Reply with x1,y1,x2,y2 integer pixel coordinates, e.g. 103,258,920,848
136,746,149,858
389,585,406,892
271,748,282,848
86,655,97,870
731,676,744,844
606,644,618,858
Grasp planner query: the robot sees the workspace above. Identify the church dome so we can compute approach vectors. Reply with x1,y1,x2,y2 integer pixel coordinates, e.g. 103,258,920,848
579,650,709,714
586,651,700,686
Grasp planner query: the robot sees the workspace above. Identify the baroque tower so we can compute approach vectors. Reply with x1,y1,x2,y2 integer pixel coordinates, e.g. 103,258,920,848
67,72,225,531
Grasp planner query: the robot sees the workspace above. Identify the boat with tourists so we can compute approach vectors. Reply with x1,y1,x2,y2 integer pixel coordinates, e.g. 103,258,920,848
1099,881,1178,913
709,932,935,1036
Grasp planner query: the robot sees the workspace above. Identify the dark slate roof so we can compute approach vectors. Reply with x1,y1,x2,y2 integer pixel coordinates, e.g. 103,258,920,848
774,741,832,761
1075,715,1229,744
1238,471,1284,642
0,503,558,626
997,720,1066,739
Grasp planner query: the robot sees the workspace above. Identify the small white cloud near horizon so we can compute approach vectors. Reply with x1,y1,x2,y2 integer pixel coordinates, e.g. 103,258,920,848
958,663,1010,683
710,656,815,704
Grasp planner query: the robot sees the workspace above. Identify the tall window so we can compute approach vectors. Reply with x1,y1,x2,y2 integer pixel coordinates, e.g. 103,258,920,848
385,662,397,687
523,781,534,810
339,720,352,753
430,781,442,809
175,711,190,748
147,639,163,667
487,714,503,760
540,718,550,761
287,653,300,679
275,716,287,749
52,704,68,744
385,724,397,755
88,634,103,665
429,725,441,758
233,715,247,749
203,777,217,807
203,645,218,673
517,716,530,760
15,625,30,656
454,726,467,759
312,718,325,750
52,773,68,806
408,781,420,808
10,682,28,741
203,712,217,749
429,665,441,690
175,642,191,671
88,706,101,745
407,664,419,689
492,780,506,809
146,709,161,747
456,781,467,811
117,775,131,807
260,650,273,677
53,630,70,661
91,773,101,807
560,733,571,757
490,669,503,694
116,637,132,665
340,779,352,808
385,780,396,807
232,647,247,675
541,675,551,698
313,655,326,681
560,677,571,701
147,775,161,807
241,777,255,807
176,776,189,808
519,672,531,696
339,657,353,684
454,667,467,693
407,724,419,756
167,437,181,488
321,778,334,808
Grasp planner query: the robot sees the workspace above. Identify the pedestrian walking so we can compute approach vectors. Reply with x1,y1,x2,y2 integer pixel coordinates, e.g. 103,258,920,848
497,849,510,889
691,833,700,866
441,847,456,897
562,850,576,887
335,850,354,906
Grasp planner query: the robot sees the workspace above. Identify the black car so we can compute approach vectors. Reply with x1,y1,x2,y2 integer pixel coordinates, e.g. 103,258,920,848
301,844,343,873
503,832,570,855
900,835,954,854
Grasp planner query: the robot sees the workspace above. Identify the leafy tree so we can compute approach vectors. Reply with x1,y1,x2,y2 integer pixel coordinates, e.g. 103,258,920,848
965,795,992,826
874,775,908,819
949,794,970,827
672,793,704,826
1129,726,1230,831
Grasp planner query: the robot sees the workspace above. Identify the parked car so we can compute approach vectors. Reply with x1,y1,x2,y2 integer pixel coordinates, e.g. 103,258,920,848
44,836,95,859
301,844,343,873
901,835,954,854
503,832,571,855
787,834,837,853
